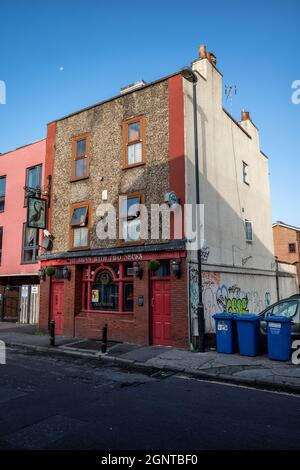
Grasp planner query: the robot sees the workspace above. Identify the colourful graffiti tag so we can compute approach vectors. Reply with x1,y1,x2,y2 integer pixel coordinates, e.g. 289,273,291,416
224,296,249,314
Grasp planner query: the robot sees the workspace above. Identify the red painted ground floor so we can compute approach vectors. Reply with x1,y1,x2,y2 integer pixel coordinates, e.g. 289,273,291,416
39,243,189,349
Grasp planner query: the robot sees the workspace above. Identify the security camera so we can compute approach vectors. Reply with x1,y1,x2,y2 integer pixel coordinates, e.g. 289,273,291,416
43,230,54,240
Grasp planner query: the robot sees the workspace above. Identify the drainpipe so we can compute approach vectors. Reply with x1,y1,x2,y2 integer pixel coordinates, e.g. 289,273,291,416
181,67,205,352
275,256,280,302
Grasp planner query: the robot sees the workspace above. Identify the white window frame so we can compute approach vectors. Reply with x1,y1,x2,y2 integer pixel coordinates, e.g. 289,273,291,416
245,220,253,243
242,162,249,185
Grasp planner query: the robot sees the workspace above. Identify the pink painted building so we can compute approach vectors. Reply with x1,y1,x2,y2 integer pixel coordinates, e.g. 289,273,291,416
0,139,46,321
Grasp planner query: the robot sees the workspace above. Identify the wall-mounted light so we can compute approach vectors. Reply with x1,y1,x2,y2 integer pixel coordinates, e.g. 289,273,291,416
133,262,143,279
171,259,181,278
38,268,46,282
62,266,71,280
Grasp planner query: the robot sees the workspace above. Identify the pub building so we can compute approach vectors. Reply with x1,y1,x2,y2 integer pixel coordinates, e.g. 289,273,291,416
39,72,190,349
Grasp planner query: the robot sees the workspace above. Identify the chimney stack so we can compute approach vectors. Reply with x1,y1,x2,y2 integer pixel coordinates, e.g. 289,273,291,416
199,45,217,65
241,110,250,121
199,44,207,59
207,52,217,66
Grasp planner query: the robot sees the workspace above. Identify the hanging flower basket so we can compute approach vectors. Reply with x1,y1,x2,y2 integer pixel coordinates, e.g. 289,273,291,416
148,259,160,272
45,266,56,277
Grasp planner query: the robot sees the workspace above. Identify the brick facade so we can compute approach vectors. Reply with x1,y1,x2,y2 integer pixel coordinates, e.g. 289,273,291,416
39,257,189,348
74,260,151,345
50,80,170,254
40,74,190,349
170,259,189,348
273,224,299,264
273,223,300,289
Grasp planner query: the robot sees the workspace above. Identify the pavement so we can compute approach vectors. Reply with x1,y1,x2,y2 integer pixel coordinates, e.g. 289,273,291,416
1,322,300,394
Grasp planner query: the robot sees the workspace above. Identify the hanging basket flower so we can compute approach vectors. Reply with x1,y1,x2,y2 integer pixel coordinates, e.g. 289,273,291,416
45,266,56,277
148,259,160,272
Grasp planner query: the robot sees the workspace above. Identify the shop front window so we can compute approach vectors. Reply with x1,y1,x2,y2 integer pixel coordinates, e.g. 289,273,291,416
91,270,119,312
151,260,170,277
84,264,134,313
123,282,134,312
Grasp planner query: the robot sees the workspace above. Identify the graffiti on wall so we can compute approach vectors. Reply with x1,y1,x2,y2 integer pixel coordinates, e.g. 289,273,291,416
189,266,199,335
202,272,221,332
190,269,272,333
215,284,271,314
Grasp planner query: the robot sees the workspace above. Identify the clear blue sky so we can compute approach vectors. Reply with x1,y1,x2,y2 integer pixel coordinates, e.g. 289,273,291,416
0,0,299,226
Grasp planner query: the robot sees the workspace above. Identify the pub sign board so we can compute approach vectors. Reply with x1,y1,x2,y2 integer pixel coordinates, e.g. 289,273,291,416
27,196,47,229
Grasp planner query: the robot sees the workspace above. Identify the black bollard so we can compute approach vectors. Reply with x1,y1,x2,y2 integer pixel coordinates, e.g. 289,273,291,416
101,324,108,353
50,320,55,347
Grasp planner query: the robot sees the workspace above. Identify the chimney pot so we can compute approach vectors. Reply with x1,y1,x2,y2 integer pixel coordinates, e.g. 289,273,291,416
199,44,207,59
207,52,217,65
241,110,250,121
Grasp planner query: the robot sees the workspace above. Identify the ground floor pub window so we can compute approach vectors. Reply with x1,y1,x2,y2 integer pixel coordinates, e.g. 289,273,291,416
82,263,134,313
91,270,119,311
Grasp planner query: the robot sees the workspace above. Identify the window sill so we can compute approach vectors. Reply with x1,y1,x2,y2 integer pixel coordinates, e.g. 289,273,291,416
122,162,145,170
68,246,90,252
81,309,134,316
70,176,90,183
20,261,39,265
117,240,145,247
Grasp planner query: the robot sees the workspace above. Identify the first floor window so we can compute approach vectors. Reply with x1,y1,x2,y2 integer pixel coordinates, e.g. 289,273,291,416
120,194,143,243
25,164,42,205
289,243,296,253
22,224,39,263
0,227,3,264
245,220,253,243
0,176,6,212
70,203,89,249
242,162,249,184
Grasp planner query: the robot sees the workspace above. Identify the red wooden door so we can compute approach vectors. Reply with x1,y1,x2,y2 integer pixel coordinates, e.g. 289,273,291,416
150,280,171,346
51,282,64,335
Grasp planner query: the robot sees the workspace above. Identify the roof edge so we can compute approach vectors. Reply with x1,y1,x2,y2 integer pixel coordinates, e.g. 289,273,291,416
48,70,182,125
272,221,300,232
0,138,46,157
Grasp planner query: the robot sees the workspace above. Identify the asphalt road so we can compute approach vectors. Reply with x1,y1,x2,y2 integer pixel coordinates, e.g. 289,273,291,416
0,348,300,450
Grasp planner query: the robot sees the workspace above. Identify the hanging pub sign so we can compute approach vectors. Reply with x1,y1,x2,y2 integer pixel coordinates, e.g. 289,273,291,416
27,196,47,229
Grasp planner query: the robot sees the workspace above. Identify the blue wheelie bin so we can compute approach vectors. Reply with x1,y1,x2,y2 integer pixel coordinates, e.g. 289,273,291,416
265,316,291,361
213,313,237,354
234,314,260,356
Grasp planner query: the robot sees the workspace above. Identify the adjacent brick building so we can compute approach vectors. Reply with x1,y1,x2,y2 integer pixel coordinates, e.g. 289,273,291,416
273,221,300,290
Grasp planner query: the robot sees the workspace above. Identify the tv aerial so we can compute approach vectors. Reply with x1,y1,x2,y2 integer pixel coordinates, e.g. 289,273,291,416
225,84,237,114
